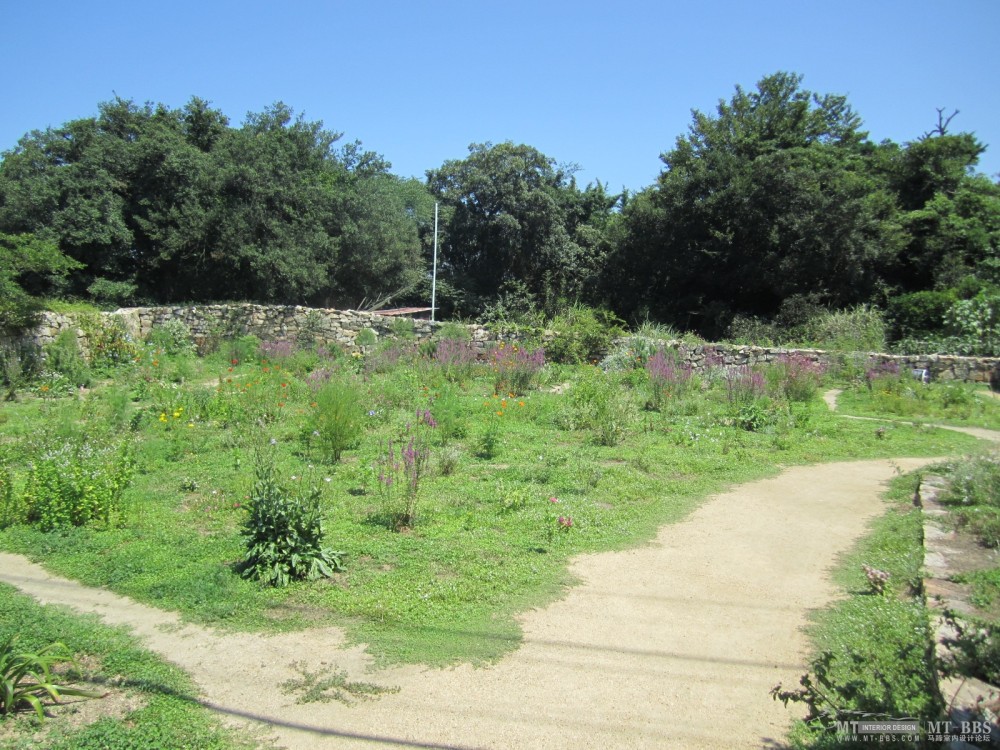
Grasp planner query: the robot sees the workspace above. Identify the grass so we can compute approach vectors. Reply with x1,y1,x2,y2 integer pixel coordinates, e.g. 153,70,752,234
0,346,987,668
834,376,1000,430
1,334,996,745
0,583,260,749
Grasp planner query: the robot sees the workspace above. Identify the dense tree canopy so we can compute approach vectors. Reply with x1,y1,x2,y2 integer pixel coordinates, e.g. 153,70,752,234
605,73,907,336
426,142,619,316
0,97,430,309
1,79,997,346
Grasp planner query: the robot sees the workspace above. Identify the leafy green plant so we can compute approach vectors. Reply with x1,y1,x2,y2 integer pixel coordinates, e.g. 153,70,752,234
306,376,364,462
147,319,196,356
0,635,103,718
238,446,343,587
44,330,92,388
546,305,623,364
23,437,134,531
355,327,378,347
565,369,636,446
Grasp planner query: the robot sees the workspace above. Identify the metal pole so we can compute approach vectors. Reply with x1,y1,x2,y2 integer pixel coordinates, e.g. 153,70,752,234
431,202,438,322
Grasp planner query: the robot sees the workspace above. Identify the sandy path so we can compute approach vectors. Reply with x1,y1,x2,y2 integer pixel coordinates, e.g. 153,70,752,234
0,456,945,749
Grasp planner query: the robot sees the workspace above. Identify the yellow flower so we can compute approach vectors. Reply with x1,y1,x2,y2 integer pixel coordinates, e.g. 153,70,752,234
159,413,167,422
187,422,194,428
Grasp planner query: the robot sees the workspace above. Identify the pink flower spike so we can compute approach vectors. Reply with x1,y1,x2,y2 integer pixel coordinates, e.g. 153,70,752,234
549,497,559,503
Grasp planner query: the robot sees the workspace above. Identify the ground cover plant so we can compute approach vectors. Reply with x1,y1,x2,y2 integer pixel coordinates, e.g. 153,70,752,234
834,360,1000,430
933,450,1000,687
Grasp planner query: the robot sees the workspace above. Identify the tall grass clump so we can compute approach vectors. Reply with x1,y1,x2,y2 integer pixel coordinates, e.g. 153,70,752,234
306,376,365,462
805,305,886,353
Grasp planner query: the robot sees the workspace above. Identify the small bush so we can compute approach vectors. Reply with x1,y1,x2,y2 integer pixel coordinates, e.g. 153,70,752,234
566,370,635,446
306,377,364,462
23,437,134,531
546,305,623,364
239,447,343,587
147,319,196,356
44,330,91,388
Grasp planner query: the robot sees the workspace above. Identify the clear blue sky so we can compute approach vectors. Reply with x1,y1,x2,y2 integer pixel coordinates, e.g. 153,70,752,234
2,0,998,193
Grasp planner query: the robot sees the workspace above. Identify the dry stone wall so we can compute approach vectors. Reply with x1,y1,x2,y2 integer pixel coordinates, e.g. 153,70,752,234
22,304,1000,388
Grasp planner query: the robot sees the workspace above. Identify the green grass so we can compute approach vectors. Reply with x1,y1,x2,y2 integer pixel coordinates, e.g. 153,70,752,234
0,584,260,749
2,339,996,747
0,350,987,669
835,378,1000,430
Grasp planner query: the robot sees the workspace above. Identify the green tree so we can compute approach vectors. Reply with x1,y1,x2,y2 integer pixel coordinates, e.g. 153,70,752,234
607,72,904,336
0,233,81,332
427,142,618,314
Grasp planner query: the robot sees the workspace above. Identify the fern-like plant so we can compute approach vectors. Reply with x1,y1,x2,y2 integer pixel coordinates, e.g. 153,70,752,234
0,635,103,718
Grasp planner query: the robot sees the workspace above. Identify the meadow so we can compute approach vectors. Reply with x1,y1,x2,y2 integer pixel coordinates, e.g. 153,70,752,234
1,321,997,747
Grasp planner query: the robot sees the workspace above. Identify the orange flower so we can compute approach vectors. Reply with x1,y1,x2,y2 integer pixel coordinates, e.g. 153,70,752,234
518,401,525,407
496,410,504,416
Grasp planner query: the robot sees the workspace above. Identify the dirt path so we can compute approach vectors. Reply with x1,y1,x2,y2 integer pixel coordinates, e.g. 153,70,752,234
0,456,947,749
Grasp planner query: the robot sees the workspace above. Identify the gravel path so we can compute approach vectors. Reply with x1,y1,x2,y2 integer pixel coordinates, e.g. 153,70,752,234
0,455,943,749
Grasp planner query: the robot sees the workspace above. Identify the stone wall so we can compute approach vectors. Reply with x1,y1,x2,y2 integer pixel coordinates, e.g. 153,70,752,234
20,304,1000,388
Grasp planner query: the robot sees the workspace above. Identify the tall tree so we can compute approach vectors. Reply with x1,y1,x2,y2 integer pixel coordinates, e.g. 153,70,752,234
427,142,618,314
607,72,903,335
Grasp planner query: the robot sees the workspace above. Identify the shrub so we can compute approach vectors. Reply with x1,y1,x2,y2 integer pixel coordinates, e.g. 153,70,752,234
44,330,92,388
0,341,41,401
306,377,364,462
944,290,1000,356
239,447,343,587
885,290,956,341
566,370,635,446
86,277,137,307
85,316,139,373
355,328,378,347
0,461,21,529
23,437,134,531
546,305,623,364
147,319,196,356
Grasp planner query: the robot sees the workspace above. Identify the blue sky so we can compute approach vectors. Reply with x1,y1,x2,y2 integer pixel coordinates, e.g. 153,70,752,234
2,0,998,193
